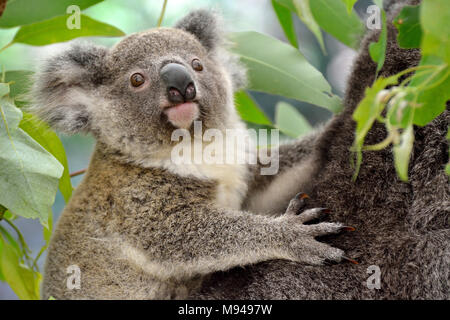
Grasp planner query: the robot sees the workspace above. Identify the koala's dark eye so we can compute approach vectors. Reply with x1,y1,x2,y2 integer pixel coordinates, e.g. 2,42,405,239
130,73,145,87
192,59,203,72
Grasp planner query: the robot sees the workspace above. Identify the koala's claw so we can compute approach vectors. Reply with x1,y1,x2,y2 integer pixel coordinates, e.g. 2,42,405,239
285,193,309,216
296,192,309,199
343,256,359,264
280,193,353,265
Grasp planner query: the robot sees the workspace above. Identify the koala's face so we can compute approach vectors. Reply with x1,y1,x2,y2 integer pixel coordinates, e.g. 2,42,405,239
101,28,231,141
31,10,246,161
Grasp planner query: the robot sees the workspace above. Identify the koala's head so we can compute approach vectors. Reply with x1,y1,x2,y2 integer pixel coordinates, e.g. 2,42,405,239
31,10,246,162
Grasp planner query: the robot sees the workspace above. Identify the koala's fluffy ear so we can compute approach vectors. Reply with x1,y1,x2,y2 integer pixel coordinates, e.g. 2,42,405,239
175,9,222,51
175,10,247,91
30,43,108,134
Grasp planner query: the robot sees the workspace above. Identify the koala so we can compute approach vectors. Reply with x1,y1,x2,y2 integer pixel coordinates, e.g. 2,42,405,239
31,10,352,299
193,0,450,299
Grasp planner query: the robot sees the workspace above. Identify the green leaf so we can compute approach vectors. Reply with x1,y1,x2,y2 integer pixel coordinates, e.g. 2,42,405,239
0,234,41,300
0,83,9,97
20,113,72,203
0,225,22,257
420,0,450,63
393,5,422,49
309,0,365,50
342,0,358,14
9,14,125,47
369,10,387,73
0,0,103,28
274,0,326,52
3,210,17,220
4,70,33,101
393,126,414,181
353,77,399,148
290,0,326,53
275,101,312,138
274,0,297,12
272,0,298,48
0,98,63,223
229,31,342,113
373,0,383,8
235,91,272,126
352,76,400,179
410,56,450,126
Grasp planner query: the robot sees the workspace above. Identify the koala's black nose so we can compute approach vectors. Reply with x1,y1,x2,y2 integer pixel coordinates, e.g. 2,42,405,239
160,63,196,104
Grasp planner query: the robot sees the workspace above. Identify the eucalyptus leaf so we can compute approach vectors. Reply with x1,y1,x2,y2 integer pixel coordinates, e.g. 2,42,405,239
420,0,450,63
369,10,387,73
272,0,298,48
373,0,383,8
0,0,103,28
309,0,365,50
235,91,272,126
409,56,449,126
229,31,342,113
393,126,414,181
9,14,124,47
0,225,21,257
291,0,326,53
4,70,33,101
393,5,422,49
0,98,63,223
352,76,400,179
20,113,72,203
0,234,41,300
0,83,9,97
275,101,312,138
342,0,358,14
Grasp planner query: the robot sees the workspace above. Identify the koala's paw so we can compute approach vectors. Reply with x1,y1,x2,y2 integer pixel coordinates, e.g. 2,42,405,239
278,192,357,265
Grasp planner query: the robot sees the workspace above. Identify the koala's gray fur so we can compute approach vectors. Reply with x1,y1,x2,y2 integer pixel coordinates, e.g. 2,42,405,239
32,10,349,300
193,0,450,299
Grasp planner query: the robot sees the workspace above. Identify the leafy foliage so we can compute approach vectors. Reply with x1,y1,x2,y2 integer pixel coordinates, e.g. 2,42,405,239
271,0,298,48
353,0,450,181
275,101,312,138
0,88,63,223
369,9,387,74
0,0,103,28
229,31,342,113
234,91,272,126
8,14,124,47
308,0,364,50
393,5,422,49
342,0,358,14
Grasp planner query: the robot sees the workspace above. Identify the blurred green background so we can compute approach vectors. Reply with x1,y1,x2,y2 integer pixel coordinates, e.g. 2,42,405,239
0,0,373,299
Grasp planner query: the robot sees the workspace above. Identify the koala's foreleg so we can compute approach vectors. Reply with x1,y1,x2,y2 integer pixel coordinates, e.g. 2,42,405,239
119,194,346,281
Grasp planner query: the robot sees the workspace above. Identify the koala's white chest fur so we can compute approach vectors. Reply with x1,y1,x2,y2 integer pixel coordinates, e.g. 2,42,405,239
138,141,249,210
156,159,249,210
189,162,248,210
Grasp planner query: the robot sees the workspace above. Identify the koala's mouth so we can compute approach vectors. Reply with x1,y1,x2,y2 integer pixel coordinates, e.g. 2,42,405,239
163,102,200,129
